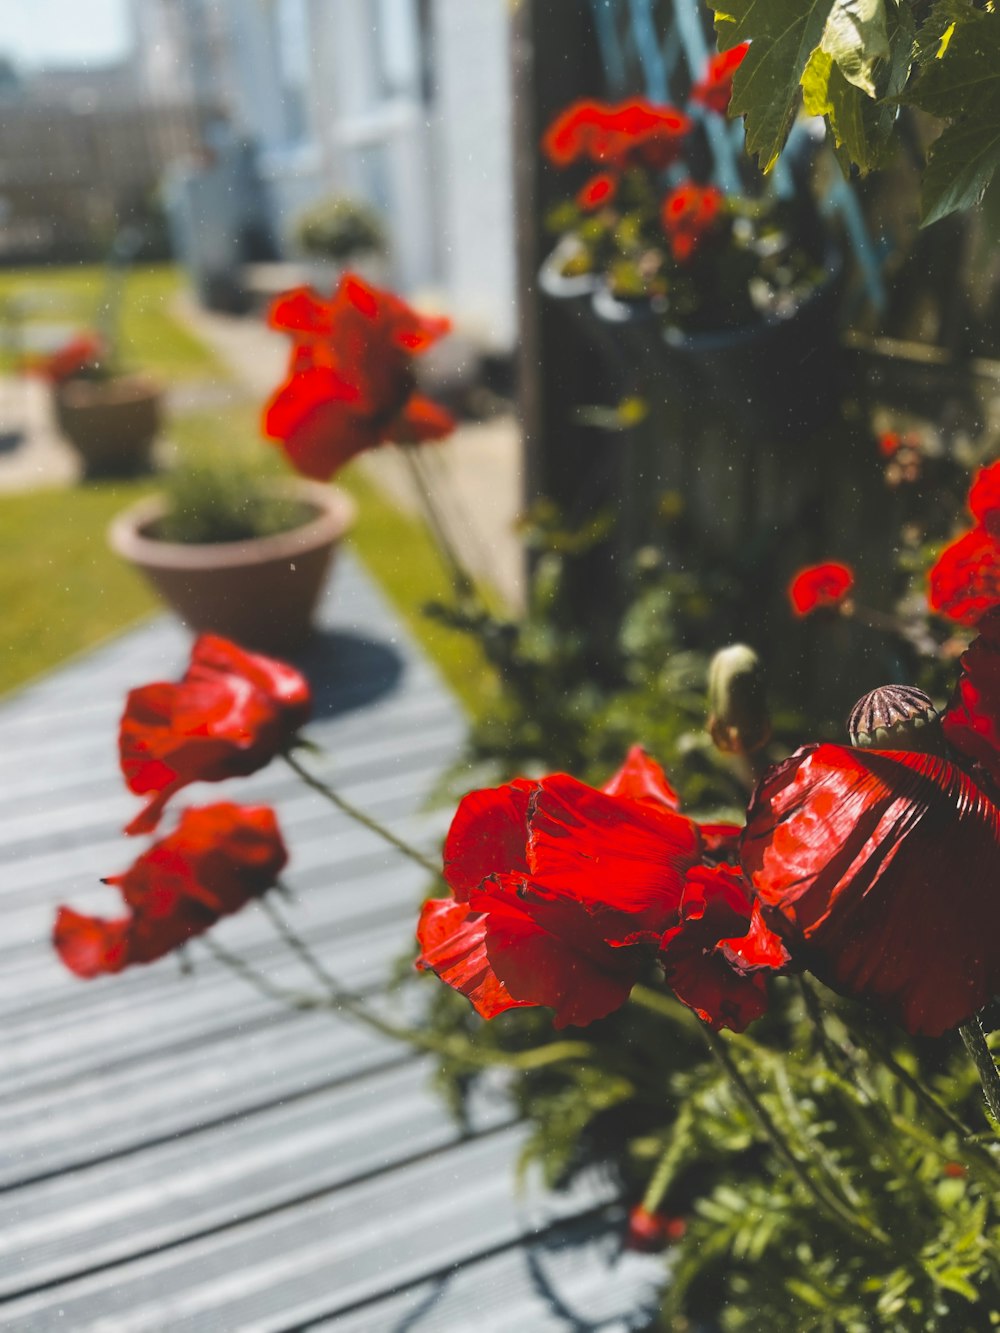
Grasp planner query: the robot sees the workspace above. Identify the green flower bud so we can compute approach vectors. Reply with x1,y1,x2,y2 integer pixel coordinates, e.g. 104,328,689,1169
707,644,771,756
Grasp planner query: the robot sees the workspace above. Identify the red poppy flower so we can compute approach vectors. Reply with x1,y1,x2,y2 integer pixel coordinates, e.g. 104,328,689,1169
31,331,105,384
576,172,618,212
542,99,690,171
968,460,1000,537
942,607,1000,791
691,42,750,115
928,529,1000,627
263,275,455,481
660,182,723,262
741,741,1000,1036
625,1206,687,1252
120,634,311,835
659,864,789,1032
601,743,681,811
54,803,288,978
417,754,704,1027
788,562,855,617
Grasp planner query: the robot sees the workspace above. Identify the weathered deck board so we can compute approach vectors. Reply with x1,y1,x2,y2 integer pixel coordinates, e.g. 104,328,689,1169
0,552,663,1329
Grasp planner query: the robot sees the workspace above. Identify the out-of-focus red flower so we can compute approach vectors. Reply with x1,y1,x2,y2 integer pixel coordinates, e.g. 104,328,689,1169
691,42,750,115
120,634,311,835
942,607,1000,791
54,803,288,978
31,332,105,384
660,182,722,262
576,172,618,212
929,462,1000,625
263,274,455,481
788,562,854,617
659,864,789,1032
968,460,1000,537
542,99,691,171
626,1206,687,1252
929,529,1000,627
417,752,705,1028
741,741,1000,1036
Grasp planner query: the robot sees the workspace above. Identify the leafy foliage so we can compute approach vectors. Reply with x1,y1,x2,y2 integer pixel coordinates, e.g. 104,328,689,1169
706,0,1000,227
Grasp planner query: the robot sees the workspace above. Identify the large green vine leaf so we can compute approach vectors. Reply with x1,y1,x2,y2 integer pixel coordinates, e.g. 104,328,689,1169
710,0,838,172
909,4,1000,225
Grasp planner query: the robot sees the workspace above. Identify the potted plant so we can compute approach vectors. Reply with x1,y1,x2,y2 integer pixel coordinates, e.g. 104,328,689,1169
109,444,355,653
110,271,458,652
292,195,389,291
35,329,163,478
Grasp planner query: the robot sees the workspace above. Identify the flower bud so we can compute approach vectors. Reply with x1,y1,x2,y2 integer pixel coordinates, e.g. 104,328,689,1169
848,685,944,753
707,644,771,756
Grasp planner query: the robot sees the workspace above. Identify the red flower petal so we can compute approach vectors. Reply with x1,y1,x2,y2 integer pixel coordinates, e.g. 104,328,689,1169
415,896,528,1020
659,865,784,1032
660,182,722,262
929,528,1000,626
384,394,456,445
53,907,132,978
471,876,643,1028
690,42,749,115
969,460,1000,537
626,1207,686,1252
443,779,535,900
187,635,311,732
943,608,1000,789
526,774,701,941
601,745,682,811
266,286,337,339
788,562,854,616
576,172,618,211
742,743,1000,1036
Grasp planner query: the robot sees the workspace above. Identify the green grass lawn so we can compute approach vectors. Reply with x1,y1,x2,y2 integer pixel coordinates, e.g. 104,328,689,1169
0,264,223,381
0,267,496,708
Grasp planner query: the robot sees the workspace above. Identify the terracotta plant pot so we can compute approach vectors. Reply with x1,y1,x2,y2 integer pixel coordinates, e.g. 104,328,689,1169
108,480,356,653
54,373,163,478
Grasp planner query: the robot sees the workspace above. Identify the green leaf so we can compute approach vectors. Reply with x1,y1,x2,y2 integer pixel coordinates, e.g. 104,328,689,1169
910,5,1000,224
708,0,838,172
822,0,890,97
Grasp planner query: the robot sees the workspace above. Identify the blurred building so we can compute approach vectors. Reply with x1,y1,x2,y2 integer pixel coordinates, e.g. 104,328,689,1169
145,0,517,348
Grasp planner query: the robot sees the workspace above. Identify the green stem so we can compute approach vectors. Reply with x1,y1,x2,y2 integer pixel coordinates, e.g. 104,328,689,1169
959,1014,1000,1130
207,920,592,1074
399,443,479,602
629,982,702,1032
701,1026,890,1248
283,750,440,878
640,1105,694,1215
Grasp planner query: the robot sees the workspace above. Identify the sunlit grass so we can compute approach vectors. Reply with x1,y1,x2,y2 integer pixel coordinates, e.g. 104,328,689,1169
0,264,223,380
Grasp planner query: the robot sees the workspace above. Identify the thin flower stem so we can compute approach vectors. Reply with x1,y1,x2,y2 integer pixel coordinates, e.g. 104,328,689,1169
206,925,592,1074
282,750,440,878
701,1026,891,1248
959,1014,1000,1130
641,1105,694,1215
399,443,479,602
629,982,702,1032
260,894,342,995
797,976,862,1090
202,936,322,1011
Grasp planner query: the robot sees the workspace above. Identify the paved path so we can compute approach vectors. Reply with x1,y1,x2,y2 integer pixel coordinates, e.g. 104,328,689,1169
0,553,662,1329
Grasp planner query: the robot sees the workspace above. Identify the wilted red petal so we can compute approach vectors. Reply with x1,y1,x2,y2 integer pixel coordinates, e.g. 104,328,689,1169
929,528,1000,626
415,896,528,1020
788,562,854,617
443,779,535,900
526,774,700,942
471,877,643,1028
601,745,681,811
742,743,1000,1036
53,907,132,978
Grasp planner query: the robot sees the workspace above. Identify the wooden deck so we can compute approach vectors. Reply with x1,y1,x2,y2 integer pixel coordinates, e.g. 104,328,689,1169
0,553,663,1330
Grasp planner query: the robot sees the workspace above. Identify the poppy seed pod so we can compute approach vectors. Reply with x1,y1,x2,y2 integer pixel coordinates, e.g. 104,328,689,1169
848,685,944,754
707,644,771,756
